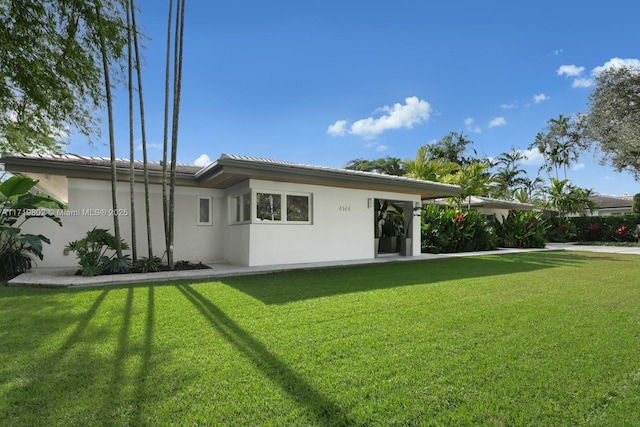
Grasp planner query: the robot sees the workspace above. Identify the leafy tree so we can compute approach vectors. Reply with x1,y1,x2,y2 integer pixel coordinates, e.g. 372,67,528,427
578,65,640,180
0,0,129,153
634,193,640,214
344,157,405,176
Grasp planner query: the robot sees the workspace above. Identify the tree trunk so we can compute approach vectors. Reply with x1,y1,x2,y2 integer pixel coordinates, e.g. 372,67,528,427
162,0,173,265
96,2,122,258
126,0,137,261
130,0,153,258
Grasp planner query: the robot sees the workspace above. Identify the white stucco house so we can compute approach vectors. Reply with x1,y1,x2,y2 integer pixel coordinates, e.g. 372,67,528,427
1,153,462,268
586,195,634,216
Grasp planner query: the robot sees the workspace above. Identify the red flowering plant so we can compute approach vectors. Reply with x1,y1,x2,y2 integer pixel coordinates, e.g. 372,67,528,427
615,225,630,241
587,223,601,241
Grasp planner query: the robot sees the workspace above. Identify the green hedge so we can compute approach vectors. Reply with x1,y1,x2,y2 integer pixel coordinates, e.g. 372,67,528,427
569,215,640,242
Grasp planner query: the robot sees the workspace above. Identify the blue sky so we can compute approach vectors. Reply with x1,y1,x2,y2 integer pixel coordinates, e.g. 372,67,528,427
67,0,640,196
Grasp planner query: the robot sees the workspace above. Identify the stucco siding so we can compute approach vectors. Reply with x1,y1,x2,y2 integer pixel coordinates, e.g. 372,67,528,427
21,178,224,268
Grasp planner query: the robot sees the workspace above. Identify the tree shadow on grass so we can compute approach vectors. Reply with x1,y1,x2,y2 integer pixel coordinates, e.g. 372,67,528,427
176,284,355,425
224,251,601,305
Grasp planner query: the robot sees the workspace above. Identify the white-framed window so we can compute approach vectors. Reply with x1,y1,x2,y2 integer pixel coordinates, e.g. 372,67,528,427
197,196,212,225
230,192,252,224
230,190,312,224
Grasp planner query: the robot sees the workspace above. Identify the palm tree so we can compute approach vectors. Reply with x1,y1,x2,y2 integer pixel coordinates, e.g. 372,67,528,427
163,0,186,269
544,178,596,217
95,1,122,258
443,161,496,208
130,0,153,258
401,146,460,181
493,148,527,199
126,0,137,261
427,131,477,165
531,115,583,180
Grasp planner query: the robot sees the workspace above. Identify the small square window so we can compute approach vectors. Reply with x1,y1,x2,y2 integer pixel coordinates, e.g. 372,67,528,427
256,193,281,221
287,195,309,222
198,196,212,225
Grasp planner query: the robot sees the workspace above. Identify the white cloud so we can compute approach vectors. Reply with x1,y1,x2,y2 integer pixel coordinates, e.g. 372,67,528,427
592,57,640,75
533,93,550,104
327,96,431,139
464,118,481,133
136,142,163,151
517,149,545,166
194,154,212,167
488,117,507,128
327,120,348,136
572,163,585,171
557,64,585,77
375,145,388,152
550,49,564,56
572,78,593,88
500,103,517,109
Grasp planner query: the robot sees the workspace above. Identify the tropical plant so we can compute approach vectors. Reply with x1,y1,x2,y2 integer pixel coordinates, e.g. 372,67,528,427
494,211,548,248
420,204,497,253
133,256,164,273
66,228,131,276
543,178,596,217
0,176,64,278
443,161,496,208
544,216,577,242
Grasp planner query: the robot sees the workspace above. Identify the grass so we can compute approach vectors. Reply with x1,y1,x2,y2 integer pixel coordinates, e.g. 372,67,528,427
1,251,640,425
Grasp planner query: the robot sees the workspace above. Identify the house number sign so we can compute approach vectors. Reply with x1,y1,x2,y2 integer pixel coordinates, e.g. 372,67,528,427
338,205,352,212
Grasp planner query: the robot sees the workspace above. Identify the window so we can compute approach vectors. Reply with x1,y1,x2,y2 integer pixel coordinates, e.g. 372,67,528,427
287,195,309,222
198,196,212,225
257,193,281,221
230,190,312,224
242,193,251,222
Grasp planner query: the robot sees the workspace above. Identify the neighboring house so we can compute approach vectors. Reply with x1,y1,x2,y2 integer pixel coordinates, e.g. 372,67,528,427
587,195,634,216
0,153,461,268
428,195,536,222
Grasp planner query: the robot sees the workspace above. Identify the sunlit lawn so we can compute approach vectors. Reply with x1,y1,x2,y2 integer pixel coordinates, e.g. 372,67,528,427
1,251,640,426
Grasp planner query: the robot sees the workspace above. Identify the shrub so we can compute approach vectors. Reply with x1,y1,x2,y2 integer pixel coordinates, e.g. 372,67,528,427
421,205,497,253
66,228,131,276
494,211,548,248
1,176,63,279
545,216,577,242
133,256,163,273
570,215,640,242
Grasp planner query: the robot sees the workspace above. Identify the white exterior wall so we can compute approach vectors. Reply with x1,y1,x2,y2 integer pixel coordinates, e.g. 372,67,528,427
21,178,225,268
229,179,421,267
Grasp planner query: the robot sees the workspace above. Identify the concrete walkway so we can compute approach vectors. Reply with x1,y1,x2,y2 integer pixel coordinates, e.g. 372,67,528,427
7,243,639,288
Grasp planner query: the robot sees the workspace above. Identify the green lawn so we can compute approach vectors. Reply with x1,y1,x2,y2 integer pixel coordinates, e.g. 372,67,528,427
1,251,640,426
